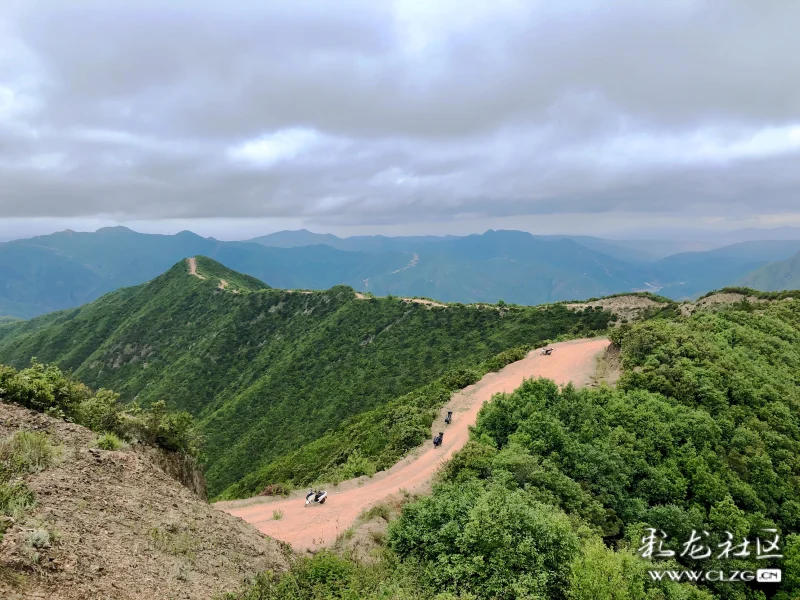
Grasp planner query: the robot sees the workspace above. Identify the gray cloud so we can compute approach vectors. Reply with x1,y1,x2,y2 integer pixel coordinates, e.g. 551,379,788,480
1,0,799,232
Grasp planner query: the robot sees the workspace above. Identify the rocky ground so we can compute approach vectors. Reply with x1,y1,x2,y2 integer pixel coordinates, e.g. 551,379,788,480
566,294,669,323
0,402,289,600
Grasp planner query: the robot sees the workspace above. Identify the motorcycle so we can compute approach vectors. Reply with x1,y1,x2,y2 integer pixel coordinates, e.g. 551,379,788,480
541,347,554,356
305,489,328,506
433,432,444,448
444,410,453,425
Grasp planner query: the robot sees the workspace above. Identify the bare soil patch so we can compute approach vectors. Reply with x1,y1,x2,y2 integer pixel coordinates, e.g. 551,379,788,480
567,295,667,323
589,343,622,388
186,257,205,280
0,402,288,600
680,292,767,316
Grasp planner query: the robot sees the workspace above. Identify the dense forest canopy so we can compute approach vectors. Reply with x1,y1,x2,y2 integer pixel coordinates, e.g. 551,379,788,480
228,299,800,599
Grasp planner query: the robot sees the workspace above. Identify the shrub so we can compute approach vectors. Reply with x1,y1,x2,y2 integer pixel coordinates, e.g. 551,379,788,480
0,362,201,458
77,389,122,432
0,431,61,475
28,528,51,549
0,481,35,521
260,483,292,497
272,509,283,521
95,432,124,451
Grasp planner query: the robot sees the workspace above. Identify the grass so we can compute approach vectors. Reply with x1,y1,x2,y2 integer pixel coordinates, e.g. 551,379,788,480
95,432,125,451
0,431,62,475
149,524,202,559
271,509,283,521
0,431,61,550
361,503,392,523
0,481,36,522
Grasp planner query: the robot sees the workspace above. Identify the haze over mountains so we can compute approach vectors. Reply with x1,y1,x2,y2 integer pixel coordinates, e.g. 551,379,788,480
2,226,800,319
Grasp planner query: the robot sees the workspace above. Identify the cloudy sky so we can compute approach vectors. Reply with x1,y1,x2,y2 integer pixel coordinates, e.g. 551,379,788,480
1,0,799,241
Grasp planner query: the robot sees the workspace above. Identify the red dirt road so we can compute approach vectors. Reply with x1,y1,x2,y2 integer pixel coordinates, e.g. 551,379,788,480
218,338,610,551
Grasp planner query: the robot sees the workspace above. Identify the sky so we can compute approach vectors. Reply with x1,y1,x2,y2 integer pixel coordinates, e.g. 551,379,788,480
1,0,799,241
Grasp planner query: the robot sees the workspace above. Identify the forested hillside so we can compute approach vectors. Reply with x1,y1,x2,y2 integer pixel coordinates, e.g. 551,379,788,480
230,297,800,600
0,257,612,496
740,251,800,292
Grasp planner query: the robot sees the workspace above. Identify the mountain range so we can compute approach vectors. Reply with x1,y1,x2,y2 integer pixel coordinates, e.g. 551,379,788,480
3,226,800,319
0,256,612,496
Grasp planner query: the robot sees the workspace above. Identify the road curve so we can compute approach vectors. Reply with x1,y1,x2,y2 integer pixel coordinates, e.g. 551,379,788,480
218,337,610,551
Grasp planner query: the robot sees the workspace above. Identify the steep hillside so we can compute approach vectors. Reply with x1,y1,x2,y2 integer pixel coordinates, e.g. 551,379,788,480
0,257,613,497
739,250,800,291
0,401,289,600
225,296,800,600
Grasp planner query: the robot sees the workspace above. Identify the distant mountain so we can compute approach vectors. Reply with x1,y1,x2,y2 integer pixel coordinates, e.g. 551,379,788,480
0,227,405,317
0,228,652,317
739,251,800,291
650,240,800,299
0,257,611,496
250,229,459,252
715,226,800,244
6,227,800,318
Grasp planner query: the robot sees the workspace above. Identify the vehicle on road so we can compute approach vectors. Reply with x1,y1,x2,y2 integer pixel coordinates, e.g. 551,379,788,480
433,432,444,447
305,489,328,505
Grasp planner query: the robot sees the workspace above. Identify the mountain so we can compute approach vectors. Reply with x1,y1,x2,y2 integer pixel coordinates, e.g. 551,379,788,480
0,257,612,497
739,250,800,291
250,229,459,252
0,227,406,318
6,227,800,320
0,228,652,318
354,230,653,304
648,239,800,299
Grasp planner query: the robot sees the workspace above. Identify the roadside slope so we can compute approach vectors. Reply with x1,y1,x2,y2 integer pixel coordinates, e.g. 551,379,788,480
0,401,289,600
219,337,609,551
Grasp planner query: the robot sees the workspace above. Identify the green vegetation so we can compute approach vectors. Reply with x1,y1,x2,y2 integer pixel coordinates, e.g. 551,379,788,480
95,432,124,451
0,431,61,475
0,361,200,456
230,298,800,599
738,252,800,292
0,258,612,496
0,431,62,547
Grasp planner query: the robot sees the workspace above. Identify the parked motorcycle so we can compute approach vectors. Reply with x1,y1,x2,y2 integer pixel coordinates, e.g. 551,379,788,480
305,489,328,505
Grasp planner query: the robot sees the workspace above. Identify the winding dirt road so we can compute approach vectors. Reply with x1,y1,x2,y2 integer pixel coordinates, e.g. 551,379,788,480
218,338,610,551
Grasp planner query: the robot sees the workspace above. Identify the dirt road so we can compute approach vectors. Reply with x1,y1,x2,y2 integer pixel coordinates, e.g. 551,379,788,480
186,256,205,279
218,338,610,551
